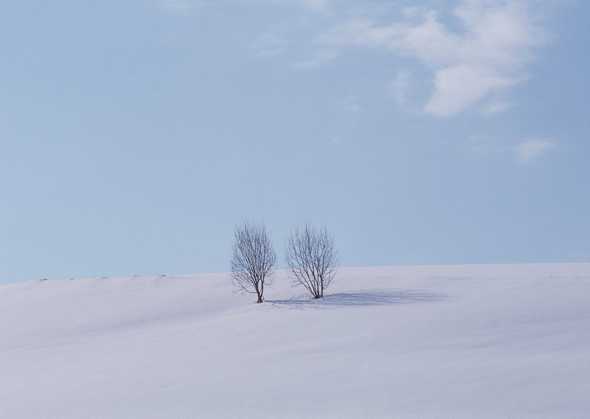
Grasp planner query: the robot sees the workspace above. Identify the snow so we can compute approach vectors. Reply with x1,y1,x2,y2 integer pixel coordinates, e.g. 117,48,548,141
1,264,590,418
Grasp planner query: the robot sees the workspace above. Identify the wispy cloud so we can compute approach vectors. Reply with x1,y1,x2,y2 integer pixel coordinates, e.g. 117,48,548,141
342,95,361,113
318,0,546,117
251,31,288,57
301,0,330,13
482,100,513,116
157,0,199,15
388,70,411,107
514,139,557,163
293,49,338,70
468,135,558,164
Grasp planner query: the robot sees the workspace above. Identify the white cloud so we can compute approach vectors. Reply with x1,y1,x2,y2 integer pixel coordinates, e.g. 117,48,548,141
425,65,518,116
318,0,545,116
514,139,556,163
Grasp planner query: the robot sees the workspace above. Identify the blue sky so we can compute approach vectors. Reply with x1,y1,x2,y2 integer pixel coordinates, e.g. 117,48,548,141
0,0,588,282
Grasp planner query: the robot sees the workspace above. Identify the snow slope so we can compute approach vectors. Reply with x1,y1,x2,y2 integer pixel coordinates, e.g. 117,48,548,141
1,264,590,419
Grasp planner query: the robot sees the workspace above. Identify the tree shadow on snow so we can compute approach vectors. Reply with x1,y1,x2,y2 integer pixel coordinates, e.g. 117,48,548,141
268,289,447,309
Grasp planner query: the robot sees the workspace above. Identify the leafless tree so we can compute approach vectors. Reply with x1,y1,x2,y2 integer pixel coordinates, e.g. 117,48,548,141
287,225,337,299
231,223,276,303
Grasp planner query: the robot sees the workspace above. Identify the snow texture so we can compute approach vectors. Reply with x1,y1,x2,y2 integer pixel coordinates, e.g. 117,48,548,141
1,264,589,418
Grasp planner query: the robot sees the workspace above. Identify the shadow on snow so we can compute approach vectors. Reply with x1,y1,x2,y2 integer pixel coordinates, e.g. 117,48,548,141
268,289,447,309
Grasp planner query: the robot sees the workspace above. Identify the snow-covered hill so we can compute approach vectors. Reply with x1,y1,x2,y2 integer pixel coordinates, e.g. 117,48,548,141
2,264,590,418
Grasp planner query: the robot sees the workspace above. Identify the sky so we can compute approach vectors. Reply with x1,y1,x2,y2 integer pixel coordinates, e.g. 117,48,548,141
0,0,588,282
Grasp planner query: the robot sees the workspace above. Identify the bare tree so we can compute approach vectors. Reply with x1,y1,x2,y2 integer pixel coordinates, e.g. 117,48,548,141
231,223,276,303
287,225,337,299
